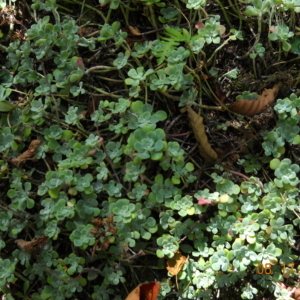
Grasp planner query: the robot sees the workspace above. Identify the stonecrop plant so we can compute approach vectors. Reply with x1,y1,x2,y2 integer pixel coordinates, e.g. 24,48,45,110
1,0,300,299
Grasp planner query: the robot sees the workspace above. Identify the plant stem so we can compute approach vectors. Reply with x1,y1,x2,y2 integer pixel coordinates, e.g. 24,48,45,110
22,0,37,23
83,83,120,98
121,3,140,11
121,44,142,67
199,6,208,18
196,104,223,110
227,0,239,15
120,2,129,26
148,5,158,30
86,65,118,74
60,0,106,22
161,91,180,101
174,0,182,25
215,0,233,29
253,57,258,79
207,37,231,64
289,10,295,29
56,3,73,13
0,44,7,52
14,271,29,282
234,0,243,30
105,8,112,24
237,14,262,60
199,70,246,121
184,65,201,87
95,76,124,83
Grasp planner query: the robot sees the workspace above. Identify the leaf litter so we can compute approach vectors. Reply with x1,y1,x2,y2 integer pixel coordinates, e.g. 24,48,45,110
186,105,218,163
228,82,282,115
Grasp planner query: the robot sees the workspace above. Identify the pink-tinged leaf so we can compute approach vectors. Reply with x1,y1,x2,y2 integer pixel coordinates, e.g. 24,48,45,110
280,283,286,289
88,149,97,155
198,197,212,205
195,21,205,30
269,26,276,33
76,57,85,72
97,137,104,144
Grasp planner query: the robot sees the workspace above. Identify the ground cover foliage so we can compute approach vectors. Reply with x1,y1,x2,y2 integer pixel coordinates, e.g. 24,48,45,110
2,0,300,299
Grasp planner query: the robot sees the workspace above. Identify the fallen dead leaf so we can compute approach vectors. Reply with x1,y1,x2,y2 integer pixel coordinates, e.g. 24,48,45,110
214,84,227,103
123,25,144,47
293,289,300,300
166,251,186,276
88,96,101,115
79,110,89,120
15,236,48,252
125,281,161,300
217,25,226,35
128,26,142,36
186,105,218,163
90,215,116,254
78,27,95,37
228,82,282,115
11,139,42,166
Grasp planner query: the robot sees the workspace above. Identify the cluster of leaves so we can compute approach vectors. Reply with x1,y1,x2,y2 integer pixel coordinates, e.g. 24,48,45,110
262,93,300,157
1,0,300,299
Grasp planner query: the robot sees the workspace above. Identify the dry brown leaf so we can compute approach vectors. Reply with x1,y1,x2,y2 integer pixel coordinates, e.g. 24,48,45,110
88,96,101,115
125,281,161,300
228,83,282,115
186,105,218,163
90,215,116,253
11,139,41,166
214,84,227,103
292,288,300,300
15,236,48,252
217,25,226,35
123,26,144,47
128,26,142,36
78,27,95,37
79,110,89,120
166,251,186,276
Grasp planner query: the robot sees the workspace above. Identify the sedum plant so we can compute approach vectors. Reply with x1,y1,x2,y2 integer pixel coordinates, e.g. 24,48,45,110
1,0,300,299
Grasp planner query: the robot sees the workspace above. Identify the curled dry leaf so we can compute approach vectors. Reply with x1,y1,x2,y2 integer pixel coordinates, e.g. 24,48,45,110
166,250,187,276
88,96,101,115
214,84,227,103
11,139,41,166
15,236,48,252
228,82,282,115
125,281,161,300
292,288,300,300
79,110,89,120
128,26,142,36
186,105,218,163
123,25,144,47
